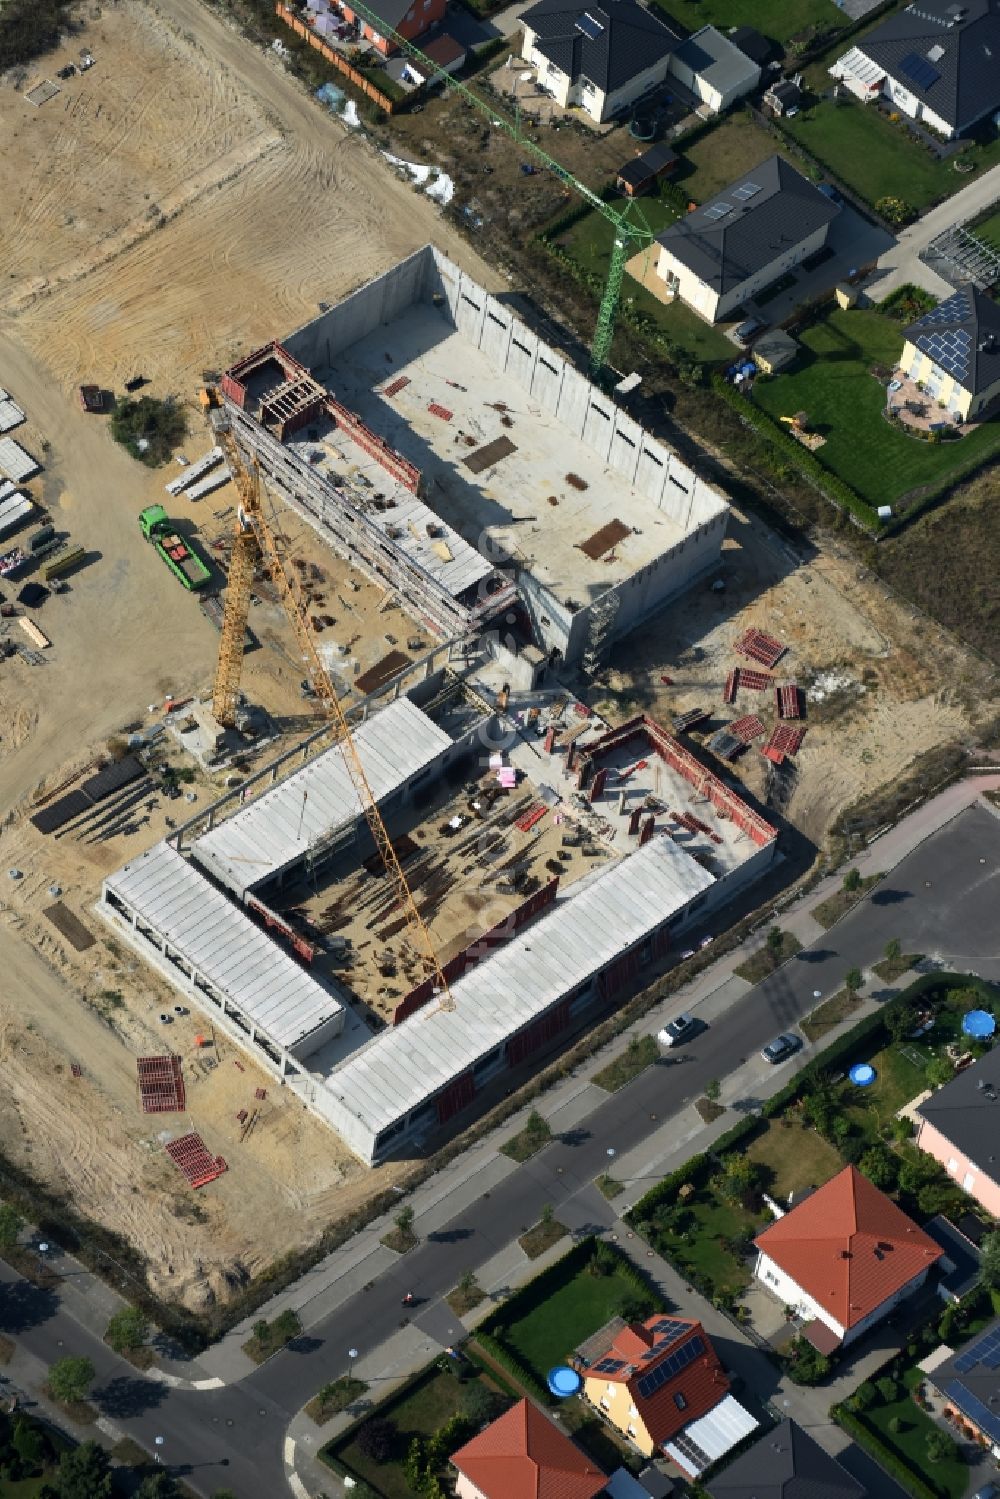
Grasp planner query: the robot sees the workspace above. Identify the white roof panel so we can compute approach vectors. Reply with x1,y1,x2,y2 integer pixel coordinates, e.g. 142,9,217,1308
0,493,35,538
104,841,343,1050
192,696,453,898
324,835,715,1144
0,398,25,434
0,438,39,482
665,1395,758,1472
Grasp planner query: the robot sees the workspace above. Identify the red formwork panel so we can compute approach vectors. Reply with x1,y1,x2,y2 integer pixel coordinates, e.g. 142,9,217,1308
382,376,410,398
165,1133,227,1189
767,724,807,757
729,714,767,744
723,669,739,705
137,1055,186,1114
734,629,786,668
776,684,802,720
738,669,773,692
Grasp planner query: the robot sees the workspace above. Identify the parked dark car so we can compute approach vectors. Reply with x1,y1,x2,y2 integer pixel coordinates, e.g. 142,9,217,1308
761,1032,802,1065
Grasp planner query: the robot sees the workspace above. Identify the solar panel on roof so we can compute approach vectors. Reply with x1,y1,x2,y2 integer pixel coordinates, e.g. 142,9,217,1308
670,1429,712,1472
650,1317,689,1342
945,1382,1000,1444
703,203,733,221
575,11,604,39
732,182,762,201
594,1357,627,1373
900,50,941,88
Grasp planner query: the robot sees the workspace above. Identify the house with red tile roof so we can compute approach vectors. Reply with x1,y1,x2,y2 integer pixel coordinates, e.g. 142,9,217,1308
574,1314,756,1475
450,1398,607,1499
753,1164,943,1351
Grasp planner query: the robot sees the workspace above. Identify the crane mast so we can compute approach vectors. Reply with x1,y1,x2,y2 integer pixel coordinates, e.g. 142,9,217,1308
211,425,454,1009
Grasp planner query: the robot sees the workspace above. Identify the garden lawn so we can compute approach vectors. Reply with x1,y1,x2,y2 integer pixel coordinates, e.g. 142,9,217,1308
649,1190,757,1298
752,308,1000,507
497,1261,654,1386
835,1039,932,1142
0,1480,52,1498
973,209,1000,250
781,97,952,210
745,1118,843,1200
651,0,846,49
862,1367,968,1499
678,115,795,204
324,1367,467,1499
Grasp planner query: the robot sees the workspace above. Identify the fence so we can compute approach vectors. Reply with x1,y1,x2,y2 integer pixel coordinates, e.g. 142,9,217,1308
275,3,400,114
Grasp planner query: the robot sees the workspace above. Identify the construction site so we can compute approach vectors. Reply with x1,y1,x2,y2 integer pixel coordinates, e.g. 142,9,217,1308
0,0,988,1310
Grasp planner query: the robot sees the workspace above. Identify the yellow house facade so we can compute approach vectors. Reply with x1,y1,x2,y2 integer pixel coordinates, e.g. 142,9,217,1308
900,284,1000,422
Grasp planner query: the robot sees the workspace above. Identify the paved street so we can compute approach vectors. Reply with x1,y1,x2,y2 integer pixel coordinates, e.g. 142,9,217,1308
2,797,999,1497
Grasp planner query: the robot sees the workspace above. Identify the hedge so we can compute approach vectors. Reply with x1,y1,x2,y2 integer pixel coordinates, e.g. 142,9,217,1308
473,1331,550,1404
832,1404,941,1499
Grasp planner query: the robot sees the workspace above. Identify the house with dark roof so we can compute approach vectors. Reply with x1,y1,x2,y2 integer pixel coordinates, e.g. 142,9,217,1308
667,26,761,114
753,1164,943,1351
519,0,682,123
899,283,1000,420
927,1317,1000,1457
450,1398,607,1499
916,1051,1000,1211
829,0,1000,139
652,155,839,324
336,0,447,57
575,1314,757,1474
706,1418,865,1499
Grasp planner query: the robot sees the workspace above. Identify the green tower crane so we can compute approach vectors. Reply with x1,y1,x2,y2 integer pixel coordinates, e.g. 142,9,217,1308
325,0,657,373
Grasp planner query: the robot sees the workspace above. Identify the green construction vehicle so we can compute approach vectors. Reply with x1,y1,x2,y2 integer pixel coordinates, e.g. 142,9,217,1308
139,505,211,591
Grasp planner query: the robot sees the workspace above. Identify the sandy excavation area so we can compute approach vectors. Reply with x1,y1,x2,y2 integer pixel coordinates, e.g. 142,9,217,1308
0,0,500,1309
604,505,978,846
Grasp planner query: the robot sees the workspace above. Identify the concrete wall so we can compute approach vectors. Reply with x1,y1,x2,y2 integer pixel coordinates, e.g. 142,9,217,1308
916,1118,1000,1216
283,245,434,369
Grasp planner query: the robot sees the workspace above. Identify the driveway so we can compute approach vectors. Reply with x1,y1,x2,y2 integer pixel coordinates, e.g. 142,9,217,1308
866,163,1000,301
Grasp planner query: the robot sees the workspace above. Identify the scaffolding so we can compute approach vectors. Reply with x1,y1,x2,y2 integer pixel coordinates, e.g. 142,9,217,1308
581,587,620,676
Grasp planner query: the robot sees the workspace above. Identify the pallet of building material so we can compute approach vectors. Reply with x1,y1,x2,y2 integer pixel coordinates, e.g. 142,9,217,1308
671,707,710,735
19,617,50,650
165,1132,226,1188
708,729,745,761
138,1055,186,1114
766,724,807,757
729,714,767,744
427,402,453,421
723,669,738,705
515,803,547,833
165,447,223,497
738,669,773,692
0,437,40,483
776,683,802,720
382,376,410,398
44,901,95,951
734,628,785,669
0,391,25,433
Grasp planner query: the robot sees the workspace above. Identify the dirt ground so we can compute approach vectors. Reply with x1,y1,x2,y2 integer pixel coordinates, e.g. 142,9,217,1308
0,0,500,1310
602,504,978,846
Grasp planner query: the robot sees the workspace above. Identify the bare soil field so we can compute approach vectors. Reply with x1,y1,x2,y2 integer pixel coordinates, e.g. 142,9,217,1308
601,505,981,846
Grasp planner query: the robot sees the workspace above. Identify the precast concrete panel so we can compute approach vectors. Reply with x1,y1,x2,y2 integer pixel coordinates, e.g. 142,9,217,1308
608,411,643,483
634,441,669,505
554,365,591,438
480,297,512,368
285,249,428,369
453,277,486,344
581,392,615,459
505,322,538,390
660,458,696,526
428,250,462,325
690,477,727,526
530,347,565,415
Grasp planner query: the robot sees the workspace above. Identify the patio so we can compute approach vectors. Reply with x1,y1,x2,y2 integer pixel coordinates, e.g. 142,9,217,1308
886,370,971,435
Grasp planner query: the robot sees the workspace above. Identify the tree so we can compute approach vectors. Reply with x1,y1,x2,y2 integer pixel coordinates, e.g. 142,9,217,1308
886,1004,914,1043
859,1143,899,1193
110,395,187,467
461,1381,506,1425
843,868,862,893
844,967,863,995
853,1381,877,1411
926,1056,954,1090
718,1155,759,1207
55,1440,112,1499
12,1416,47,1472
925,1428,959,1464
884,937,902,964
766,926,784,967
0,1203,23,1252
981,1232,1000,1290
105,1305,148,1354
136,1474,180,1499
457,1269,477,1297
48,1355,95,1405
618,1290,654,1324
394,1205,415,1237
524,1109,550,1142
356,1417,398,1463
704,1078,721,1103
272,1309,301,1345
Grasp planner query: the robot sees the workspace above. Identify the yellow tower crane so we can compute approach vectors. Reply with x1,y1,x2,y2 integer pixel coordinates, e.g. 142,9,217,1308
210,425,454,1010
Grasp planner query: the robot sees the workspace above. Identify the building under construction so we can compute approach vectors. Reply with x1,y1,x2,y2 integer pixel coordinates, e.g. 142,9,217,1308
220,246,729,668
100,675,776,1166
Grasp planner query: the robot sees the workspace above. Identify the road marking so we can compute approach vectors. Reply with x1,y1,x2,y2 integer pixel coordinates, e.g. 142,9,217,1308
192,1376,225,1390
284,1436,296,1464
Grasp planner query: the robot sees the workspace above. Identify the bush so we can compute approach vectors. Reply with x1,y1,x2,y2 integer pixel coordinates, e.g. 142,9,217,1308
356,1417,398,1463
110,396,187,467
461,1382,508,1426
925,1428,959,1465
876,1375,899,1404
859,1144,899,1193
0,0,71,67
853,1381,877,1410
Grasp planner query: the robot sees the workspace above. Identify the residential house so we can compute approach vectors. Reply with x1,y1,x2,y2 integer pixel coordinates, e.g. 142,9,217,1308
450,1398,607,1499
652,155,840,324
337,0,446,56
706,1418,865,1499
667,26,761,115
899,283,1000,421
616,142,679,197
575,1314,757,1476
753,1164,943,1351
519,0,682,124
400,32,467,87
763,78,803,116
927,1318,1000,1457
829,0,1000,140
